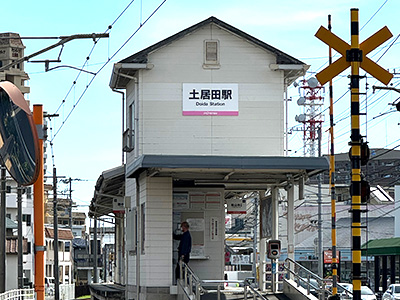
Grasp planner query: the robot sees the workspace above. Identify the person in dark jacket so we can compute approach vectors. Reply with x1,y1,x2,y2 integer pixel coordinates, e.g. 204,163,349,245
174,221,192,280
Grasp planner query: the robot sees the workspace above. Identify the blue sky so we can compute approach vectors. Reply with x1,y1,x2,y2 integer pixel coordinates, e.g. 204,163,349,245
3,0,399,209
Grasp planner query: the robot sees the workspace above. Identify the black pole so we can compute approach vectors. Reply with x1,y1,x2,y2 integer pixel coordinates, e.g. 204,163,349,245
18,184,23,288
94,217,98,283
69,178,72,228
328,13,338,296
0,167,6,292
53,167,60,300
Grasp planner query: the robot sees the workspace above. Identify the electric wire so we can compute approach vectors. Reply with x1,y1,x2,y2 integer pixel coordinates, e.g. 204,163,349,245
53,0,138,115
360,0,390,31
51,0,167,141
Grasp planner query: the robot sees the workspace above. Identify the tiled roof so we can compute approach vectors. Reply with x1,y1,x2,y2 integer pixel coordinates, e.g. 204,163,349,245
6,237,28,254
45,227,74,240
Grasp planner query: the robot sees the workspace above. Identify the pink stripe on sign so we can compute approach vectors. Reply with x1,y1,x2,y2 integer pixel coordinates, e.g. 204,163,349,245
183,111,238,116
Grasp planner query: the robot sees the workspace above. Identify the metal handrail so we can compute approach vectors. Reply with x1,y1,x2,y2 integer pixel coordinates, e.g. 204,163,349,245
284,258,330,300
177,261,267,300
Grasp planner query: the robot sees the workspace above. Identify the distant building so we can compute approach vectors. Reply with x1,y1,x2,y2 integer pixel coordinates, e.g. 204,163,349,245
0,32,30,94
44,226,74,284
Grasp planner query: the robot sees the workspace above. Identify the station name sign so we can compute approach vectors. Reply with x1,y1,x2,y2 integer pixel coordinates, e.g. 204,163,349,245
182,83,238,116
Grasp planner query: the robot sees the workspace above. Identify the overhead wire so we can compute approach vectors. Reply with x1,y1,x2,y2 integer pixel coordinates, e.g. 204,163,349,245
51,0,167,141
290,0,396,156
53,0,138,115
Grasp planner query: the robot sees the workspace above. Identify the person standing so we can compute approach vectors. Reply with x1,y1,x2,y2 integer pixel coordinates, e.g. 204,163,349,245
174,221,192,279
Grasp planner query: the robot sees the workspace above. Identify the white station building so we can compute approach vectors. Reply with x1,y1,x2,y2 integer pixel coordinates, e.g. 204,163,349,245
89,16,329,300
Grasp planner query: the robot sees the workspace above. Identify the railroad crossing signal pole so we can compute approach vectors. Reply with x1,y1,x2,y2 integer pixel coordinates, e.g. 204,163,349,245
315,8,393,300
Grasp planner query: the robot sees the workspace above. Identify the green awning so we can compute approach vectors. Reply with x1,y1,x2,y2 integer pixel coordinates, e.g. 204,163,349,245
362,237,400,256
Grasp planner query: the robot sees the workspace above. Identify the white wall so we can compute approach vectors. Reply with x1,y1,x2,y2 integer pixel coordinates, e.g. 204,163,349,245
126,23,285,164
6,255,18,290
125,175,173,288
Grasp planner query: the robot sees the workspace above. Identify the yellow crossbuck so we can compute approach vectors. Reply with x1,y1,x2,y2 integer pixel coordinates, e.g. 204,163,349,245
315,25,393,85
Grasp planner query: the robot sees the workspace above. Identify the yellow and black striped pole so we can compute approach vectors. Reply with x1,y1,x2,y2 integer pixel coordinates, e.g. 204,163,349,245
316,12,393,300
328,14,338,296
349,8,362,300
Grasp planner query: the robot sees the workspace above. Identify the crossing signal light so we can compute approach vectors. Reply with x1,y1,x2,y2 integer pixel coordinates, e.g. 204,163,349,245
361,179,370,203
267,240,281,259
348,141,370,166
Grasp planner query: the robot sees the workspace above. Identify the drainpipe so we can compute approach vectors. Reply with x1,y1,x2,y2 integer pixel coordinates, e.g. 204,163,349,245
112,88,125,165
135,176,141,300
134,79,139,158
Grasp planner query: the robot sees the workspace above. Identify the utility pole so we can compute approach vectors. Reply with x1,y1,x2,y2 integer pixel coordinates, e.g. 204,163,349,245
60,177,86,228
94,217,98,283
18,185,23,289
69,178,72,228
252,195,258,282
317,127,323,278
328,14,338,296
0,167,6,293
53,167,60,300
33,104,45,300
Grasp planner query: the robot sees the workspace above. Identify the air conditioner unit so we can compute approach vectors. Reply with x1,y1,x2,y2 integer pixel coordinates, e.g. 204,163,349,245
123,128,134,152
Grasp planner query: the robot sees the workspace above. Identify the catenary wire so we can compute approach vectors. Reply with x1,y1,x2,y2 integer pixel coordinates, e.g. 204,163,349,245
51,0,167,141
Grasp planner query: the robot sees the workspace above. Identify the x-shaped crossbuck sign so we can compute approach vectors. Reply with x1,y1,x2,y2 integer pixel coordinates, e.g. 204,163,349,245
315,26,393,86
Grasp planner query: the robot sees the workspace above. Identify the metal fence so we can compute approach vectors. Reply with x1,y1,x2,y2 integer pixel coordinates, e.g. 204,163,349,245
0,289,34,300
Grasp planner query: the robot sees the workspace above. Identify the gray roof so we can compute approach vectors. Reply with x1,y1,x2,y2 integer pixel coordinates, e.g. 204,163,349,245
119,16,305,66
6,217,17,229
89,165,125,218
127,154,329,189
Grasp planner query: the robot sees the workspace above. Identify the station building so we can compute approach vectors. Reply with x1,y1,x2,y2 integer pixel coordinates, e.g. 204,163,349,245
90,16,329,300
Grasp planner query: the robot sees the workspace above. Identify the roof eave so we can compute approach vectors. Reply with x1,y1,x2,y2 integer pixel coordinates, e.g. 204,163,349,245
109,63,152,90
270,64,310,85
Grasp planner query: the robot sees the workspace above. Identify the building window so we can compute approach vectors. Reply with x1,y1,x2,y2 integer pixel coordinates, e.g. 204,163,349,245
203,40,220,68
123,102,135,152
65,241,70,252
23,214,31,226
27,242,31,254
6,214,10,219
26,187,32,199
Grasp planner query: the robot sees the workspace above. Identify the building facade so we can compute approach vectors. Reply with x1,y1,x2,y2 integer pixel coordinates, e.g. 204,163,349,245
90,16,330,300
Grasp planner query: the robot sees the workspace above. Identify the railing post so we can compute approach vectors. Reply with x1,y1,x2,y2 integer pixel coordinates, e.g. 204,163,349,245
184,266,188,288
179,260,183,284
196,283,201,300
217,284,221,300
189,275,193,296
320,281,325,300
244,284,247,300
286,259,291,281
